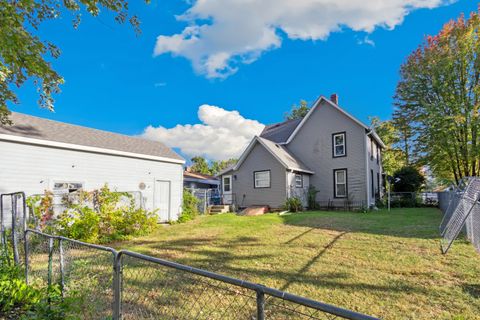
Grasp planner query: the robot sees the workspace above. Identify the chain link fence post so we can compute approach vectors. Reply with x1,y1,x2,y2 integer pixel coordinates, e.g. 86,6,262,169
256,289,265,320
24,230,29,284
47,237,54,288
113,252,122,320
59,238,65,297
11,195,19,265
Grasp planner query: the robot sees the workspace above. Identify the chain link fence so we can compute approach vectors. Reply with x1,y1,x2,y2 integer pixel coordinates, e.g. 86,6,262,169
1,191,379,320
439,177,480,253
186,188,222,214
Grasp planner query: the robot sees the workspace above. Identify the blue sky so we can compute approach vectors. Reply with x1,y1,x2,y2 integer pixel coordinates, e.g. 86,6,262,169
11,0,478,161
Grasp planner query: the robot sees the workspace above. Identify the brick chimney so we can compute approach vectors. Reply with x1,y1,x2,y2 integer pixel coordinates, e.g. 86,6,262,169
330,93,339,105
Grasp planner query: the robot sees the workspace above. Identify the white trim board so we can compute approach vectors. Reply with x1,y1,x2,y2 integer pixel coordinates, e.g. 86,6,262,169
0,134,185,165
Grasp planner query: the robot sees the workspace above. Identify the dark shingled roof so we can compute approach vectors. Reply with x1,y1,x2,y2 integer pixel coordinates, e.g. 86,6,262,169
260,118,302,143
0,112,184,161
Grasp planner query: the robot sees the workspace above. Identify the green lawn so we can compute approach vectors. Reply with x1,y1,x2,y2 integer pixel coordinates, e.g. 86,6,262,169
117,208,480,320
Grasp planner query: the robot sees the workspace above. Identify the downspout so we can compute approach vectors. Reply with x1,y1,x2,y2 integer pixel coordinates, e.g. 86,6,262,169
365,132,370,207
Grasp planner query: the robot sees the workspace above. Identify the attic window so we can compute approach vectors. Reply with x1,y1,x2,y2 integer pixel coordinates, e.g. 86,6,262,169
332,132,346,158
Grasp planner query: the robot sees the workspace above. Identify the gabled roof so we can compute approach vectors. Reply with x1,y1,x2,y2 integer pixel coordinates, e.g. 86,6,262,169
281,96,385,148
232,136,314,174
260,118,302,144
0,112,185,163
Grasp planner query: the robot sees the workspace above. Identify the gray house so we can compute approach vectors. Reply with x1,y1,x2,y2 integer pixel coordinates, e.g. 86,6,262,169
218,94,384,210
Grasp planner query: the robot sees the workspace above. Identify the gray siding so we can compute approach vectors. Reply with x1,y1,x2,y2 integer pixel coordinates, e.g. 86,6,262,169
287,100,368,203
230,142,287,208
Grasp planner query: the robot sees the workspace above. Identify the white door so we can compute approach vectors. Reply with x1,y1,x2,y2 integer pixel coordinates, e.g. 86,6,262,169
154,180,171,222
222,175,233,204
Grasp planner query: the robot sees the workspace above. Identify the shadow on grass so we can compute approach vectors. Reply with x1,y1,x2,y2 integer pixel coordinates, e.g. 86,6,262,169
462,284,480,298
121,230,430,299
280,209,443,239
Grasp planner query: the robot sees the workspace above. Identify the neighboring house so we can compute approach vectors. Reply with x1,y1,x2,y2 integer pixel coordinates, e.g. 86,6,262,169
183,170,220,189
218,94,385,209
0,112,185,222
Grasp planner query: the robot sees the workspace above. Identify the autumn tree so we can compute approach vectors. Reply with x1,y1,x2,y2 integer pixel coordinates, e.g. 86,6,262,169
0,0,144,125
394,9,480,184
285,100,310,120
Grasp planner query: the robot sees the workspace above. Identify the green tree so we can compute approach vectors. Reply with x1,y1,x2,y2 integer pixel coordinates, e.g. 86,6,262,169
394,10,480,184
370,117,406,175
210,158,237,175
0,0,144,125
190,156,211,175
285,100,309,120
392,166,426,192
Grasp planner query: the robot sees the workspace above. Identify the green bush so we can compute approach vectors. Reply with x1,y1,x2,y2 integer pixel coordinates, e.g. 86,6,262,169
56,206,100,243
0,253,76,319
284,197,303,212
54,185,157,244
307,186,319,209
179,189,199,223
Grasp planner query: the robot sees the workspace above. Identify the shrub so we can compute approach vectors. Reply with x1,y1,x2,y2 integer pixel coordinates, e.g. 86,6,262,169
26,191,55,232
284,197,303,212
53,185,157,243
56,206,100,243
179,189,199,223
307,186,319,209
0,253,76,319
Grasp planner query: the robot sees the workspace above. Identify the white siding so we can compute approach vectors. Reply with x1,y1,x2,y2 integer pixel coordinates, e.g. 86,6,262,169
0,140,183,222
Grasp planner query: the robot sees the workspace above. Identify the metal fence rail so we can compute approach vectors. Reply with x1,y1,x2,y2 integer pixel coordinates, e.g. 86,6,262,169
1,191,379,320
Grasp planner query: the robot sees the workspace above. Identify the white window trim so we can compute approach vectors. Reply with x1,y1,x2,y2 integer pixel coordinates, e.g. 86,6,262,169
295,174,303,188
334,169,347,198
222,176,232,193
254,170,271,188
333,133,346,157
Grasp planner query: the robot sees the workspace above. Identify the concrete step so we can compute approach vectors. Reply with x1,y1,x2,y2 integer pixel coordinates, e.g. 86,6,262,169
209,205,230,214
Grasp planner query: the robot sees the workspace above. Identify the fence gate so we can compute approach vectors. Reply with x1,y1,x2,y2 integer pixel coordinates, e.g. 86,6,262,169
440,177,480,253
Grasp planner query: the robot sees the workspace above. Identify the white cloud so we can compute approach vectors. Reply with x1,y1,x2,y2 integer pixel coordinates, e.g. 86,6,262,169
153,0,452,78
154,82,167,87
142,105,265,160
358,35,375,47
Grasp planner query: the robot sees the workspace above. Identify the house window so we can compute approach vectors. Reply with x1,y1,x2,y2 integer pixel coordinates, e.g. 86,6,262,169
334,169,347,198
254,170,271,188
377,172,380,196
376,144,380,164
371,169,374,196
223,176,231,192
295,174,303,188
53,182,83,193
332,132,346,157
370,137,374,160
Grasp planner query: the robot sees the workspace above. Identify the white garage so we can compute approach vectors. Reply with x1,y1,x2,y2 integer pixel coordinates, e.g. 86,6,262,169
0,112,185,222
